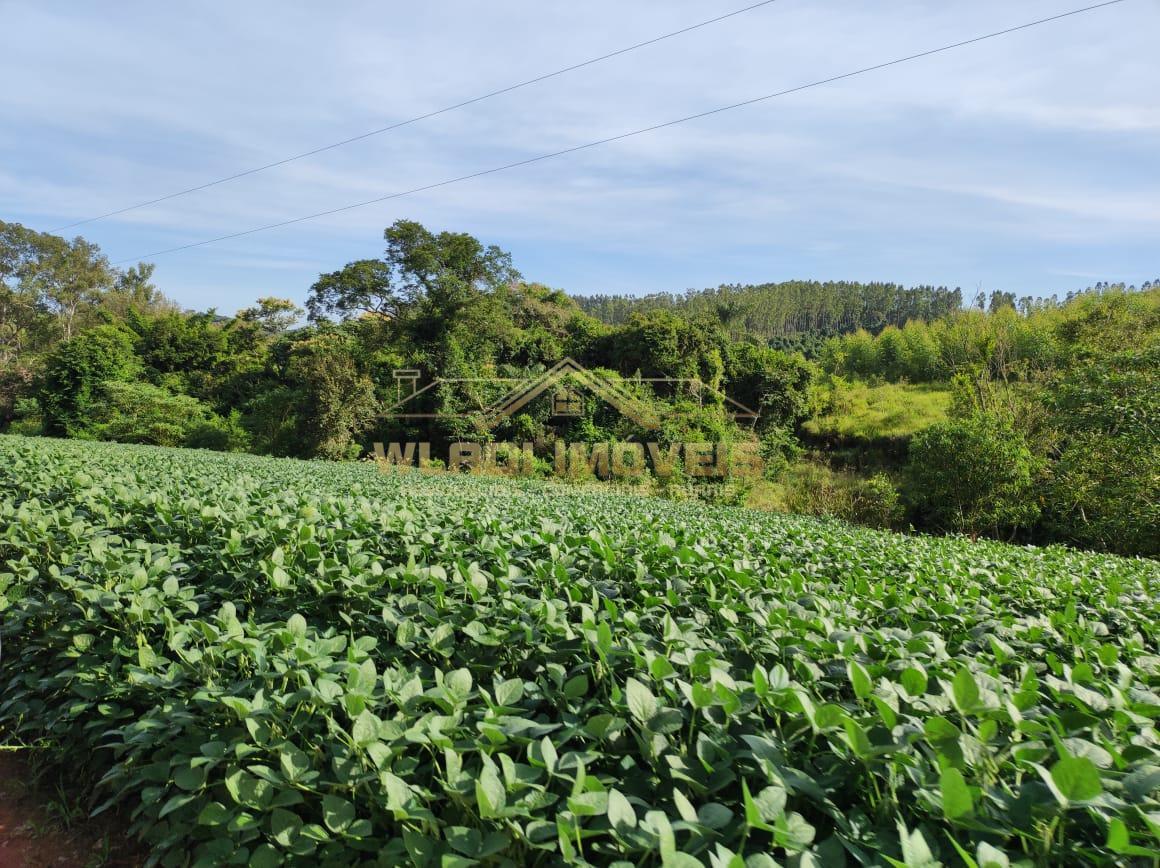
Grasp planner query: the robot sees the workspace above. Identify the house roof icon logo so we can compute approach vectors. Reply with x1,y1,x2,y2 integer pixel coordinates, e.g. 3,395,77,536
382,357,758,431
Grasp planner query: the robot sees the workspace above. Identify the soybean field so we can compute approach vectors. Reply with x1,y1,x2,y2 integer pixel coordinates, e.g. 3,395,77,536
0,435,1157,866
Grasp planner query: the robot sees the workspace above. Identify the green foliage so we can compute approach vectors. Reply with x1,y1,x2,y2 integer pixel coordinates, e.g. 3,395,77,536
757,425,803,479
38,324,141,436
2,436,1156,866
184,409,252,453
243,386,302,457
84,380,217,447
574,280,965,341
821,286,1158,385
772,461,903,529
307,259,402,323
805,379,951,442
1053,285,1160,360
597,310,726,387
907,416,1041,539
1040,342,1160,556
854,472,904,529
5,396,42,435
724,342,816,432
0,365,36,428
286,332,380,461
238,298,304,335
134,311,263,407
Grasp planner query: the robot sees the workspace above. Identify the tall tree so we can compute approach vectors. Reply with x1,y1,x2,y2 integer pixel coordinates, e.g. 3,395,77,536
27,236,115,340
238,297,304,335
306,259,403,323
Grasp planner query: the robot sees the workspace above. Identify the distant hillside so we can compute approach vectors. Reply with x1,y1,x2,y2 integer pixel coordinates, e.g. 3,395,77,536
572,280,965,342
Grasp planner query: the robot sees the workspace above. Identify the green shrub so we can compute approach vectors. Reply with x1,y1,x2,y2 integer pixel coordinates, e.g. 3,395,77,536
6,397,43,436
38,324,141,436
757,425,802,479
83,380,215,447
906,415,1041,539
780,461,859,520
1044,433,1159,557
185,409,251,453
1039,342,1160,556
850,472,903,529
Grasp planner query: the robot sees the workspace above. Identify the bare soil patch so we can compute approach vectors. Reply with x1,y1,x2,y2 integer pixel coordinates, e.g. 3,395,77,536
0,753,139,868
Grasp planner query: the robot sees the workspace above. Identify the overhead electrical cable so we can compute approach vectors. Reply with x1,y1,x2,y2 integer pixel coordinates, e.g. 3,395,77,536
50,0,784,231
112,0,1127,265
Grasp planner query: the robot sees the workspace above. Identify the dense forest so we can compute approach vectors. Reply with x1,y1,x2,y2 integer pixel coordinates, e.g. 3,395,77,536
576,281,971,340
1,217,1155,556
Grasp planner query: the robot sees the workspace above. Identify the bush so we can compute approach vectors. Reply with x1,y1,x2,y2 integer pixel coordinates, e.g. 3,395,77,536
38,325,141,436
758,425,802,479
0,366,36,430
85,380,217,447
6,397,43,436
185,409,251,453
287,333,379,460
1039,343,1160,556
748,463,902,530
779,461,860,521
850,472,903,529
1043,434,1159,557
906,416,1040,539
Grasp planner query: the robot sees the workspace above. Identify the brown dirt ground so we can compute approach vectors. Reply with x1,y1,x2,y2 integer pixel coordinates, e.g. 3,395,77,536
0,753,140,868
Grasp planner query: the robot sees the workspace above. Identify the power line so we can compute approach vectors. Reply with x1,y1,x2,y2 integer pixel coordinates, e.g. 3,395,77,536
51,0,784,232
113,0,1128,266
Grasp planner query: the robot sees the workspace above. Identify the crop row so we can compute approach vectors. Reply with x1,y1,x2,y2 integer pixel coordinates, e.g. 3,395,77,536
0,435,1157,866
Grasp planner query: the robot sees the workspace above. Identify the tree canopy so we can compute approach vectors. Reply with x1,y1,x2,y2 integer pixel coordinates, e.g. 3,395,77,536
2,216,1155,556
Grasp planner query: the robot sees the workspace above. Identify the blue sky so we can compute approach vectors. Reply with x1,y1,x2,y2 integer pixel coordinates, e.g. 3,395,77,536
1,0,1157,314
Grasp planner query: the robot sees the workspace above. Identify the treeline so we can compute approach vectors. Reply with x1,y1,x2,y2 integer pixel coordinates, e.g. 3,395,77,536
0,219,813,465
574,280,967,341
827,287,1158,557
2,217,1155,556
818,284,1160,383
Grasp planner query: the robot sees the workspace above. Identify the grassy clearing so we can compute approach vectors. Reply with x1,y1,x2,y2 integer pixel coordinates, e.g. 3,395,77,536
0,435,1157,866
804,380,952,442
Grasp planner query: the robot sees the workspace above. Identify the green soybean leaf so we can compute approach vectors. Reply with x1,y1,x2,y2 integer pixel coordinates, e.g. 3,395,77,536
322,795,355,833
754,786,787,823
976,841,1011,868
476,765,506,818
563,674,590,699
742,780,773,832
901,667,928,698
173,764,207,791
351,710,380,747
270,808,301,847
286,613,307,638
940,767,974,820
896,820,939,867
625,677,658,723
1104,818,1130,854
197,801,231,826
608,788,636,832
952,667,980,712
250,843,282,868
848,660,872,700
596,622,613,656
1048,756,1103,804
